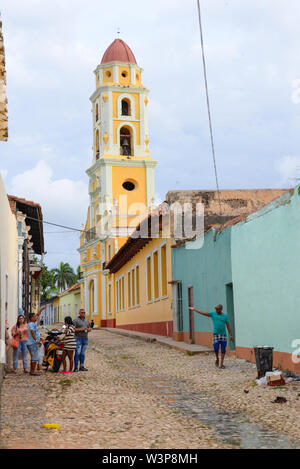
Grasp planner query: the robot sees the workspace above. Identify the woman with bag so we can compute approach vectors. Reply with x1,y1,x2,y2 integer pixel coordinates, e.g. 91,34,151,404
11,314,29,373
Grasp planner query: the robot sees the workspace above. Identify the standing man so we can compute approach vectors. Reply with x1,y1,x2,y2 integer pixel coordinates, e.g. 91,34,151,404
74,309,91,372
27,306,46,376
189,304,234,369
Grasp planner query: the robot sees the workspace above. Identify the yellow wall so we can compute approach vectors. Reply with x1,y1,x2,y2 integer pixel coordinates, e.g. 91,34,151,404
80,54,155,332
118,66,131,85
113,237,173,326
112,166,147,230
113,120,140,146
84,269,102,327
135,70,141,87
59,289,81,322
102,67,114,84
53,296,60,323
112,92,140,119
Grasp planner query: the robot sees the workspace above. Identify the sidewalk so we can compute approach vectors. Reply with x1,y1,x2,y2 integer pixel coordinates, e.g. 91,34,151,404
104,328,214,355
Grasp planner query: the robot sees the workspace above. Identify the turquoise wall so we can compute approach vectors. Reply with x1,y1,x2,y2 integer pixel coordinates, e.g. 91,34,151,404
172,228,234,338
231,188,300,355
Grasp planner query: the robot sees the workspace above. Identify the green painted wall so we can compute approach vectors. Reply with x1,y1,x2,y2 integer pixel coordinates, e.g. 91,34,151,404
172,228,234,341
59,290,81,322
231,188,300,355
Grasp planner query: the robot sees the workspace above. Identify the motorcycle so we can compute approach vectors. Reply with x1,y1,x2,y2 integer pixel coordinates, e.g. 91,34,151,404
43,329,65,372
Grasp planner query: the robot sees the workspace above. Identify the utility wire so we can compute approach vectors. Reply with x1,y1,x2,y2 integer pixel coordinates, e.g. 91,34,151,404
44,231,79,234
23,216,93,234
196,0,222,215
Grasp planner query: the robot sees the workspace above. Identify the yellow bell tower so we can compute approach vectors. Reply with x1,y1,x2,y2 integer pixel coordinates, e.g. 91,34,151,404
80,38,157,327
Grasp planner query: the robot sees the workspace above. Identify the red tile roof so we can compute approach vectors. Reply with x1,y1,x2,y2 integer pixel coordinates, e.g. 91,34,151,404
101,39,137,65
59,282,81,297
8,194,44,255
7,195,42,209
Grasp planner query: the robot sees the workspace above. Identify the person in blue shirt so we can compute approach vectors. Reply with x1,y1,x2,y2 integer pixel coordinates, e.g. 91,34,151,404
189,304,234,369
27,306,45,376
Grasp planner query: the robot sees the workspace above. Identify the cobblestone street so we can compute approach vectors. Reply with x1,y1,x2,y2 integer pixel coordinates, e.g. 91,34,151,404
1,329,300,449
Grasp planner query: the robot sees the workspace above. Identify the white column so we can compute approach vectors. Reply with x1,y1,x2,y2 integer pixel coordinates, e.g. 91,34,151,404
101,162,113,214
130,65,136,85
108,90,113,154
84,277,88,312
93,273,98,316
146,164,156,207
18,245,23,312
113,64,118,83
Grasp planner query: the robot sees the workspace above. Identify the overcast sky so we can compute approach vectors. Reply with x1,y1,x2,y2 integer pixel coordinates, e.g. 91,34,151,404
1,0,300,269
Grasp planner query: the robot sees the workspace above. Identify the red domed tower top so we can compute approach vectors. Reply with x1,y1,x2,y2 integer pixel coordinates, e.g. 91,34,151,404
101,39,137,65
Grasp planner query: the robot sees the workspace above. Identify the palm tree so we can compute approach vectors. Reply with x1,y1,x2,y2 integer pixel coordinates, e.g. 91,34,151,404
52,262,77,293
76,265,82,281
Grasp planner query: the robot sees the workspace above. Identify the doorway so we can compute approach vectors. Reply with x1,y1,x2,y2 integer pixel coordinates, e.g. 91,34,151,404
188,285,195,343
226,283,236,350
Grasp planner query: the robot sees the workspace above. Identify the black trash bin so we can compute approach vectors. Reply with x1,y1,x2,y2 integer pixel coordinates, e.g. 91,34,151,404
254,346,274,379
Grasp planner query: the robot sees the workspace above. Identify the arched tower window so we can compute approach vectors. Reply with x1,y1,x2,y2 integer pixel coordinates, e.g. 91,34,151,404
95,129,99,159
89,280,95,315
121,99,131,116
120,126,133,156
95,103,99,122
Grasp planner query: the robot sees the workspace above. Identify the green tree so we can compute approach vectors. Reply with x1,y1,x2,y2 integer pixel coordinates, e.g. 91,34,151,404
76,265,81,281
52,262,77,292
36,263,58,302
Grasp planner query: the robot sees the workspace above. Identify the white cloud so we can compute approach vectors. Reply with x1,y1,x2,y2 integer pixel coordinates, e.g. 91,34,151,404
291,79,300,104
9,161,89,268
150,100,182,135
275,156,300,185
0,169,8,179
2,0,300,262
10,160,88,226
6,53,41,87
48,41,98,71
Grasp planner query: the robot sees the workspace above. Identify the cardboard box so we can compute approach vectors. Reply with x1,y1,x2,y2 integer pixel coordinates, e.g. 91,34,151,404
267,373,285,386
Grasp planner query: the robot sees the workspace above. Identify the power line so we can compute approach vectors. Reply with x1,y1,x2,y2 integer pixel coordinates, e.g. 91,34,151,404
44,231,79,234
24,216,94,234
46,252,80,255
196,0,222,215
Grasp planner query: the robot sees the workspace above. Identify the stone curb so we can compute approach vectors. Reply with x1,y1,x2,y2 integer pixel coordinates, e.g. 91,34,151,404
102,328,214,355
103,327,156,343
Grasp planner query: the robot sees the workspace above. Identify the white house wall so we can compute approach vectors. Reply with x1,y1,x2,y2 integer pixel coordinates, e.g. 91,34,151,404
0,175,18,364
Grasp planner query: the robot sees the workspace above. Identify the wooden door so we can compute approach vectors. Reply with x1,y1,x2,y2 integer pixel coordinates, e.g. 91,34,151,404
188,285,195,343
226,283,236,350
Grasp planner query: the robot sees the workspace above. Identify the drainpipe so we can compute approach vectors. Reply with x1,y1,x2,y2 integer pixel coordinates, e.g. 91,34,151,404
212,224,221,242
